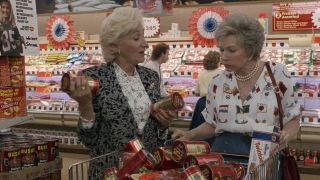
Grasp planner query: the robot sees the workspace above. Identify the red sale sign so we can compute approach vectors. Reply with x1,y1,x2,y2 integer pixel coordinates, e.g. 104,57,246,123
273,2,320,31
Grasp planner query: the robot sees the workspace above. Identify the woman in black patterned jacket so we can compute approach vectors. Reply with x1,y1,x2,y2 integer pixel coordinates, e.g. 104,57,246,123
66,7,176,179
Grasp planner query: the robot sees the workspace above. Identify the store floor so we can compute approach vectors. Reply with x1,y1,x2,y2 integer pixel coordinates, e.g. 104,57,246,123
60,152,319,180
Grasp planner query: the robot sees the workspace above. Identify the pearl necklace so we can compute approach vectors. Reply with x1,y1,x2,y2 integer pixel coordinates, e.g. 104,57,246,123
235,62,260,82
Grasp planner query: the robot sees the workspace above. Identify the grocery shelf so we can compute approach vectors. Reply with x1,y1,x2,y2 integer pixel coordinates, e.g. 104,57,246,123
0,115,33,131
297,162,320,175
59,144,89,154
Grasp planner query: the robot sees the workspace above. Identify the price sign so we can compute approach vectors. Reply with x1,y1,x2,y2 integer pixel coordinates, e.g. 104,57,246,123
143,17,160,38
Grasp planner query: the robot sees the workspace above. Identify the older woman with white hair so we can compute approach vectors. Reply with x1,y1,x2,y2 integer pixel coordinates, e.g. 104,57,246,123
67,7,175,179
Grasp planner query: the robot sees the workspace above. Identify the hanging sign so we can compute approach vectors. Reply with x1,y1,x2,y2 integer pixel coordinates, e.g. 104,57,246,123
143,17,160,38
273,2,320,31
0,0,39,56
189,7,229,47
46,16,75,49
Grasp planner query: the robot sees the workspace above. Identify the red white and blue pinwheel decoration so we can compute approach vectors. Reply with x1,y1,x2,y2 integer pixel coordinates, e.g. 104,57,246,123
46,16,74,49
189,7,229,47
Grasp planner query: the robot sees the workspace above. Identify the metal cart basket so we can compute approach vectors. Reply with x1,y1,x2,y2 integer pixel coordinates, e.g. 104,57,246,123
68,150,282,180
244,151,282,180
68,151,118,180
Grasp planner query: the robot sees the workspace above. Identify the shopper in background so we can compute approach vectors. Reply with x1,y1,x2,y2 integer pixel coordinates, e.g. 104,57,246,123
195,50,221,97
143,43,170,97
190,50,221,145
0,0,24,56
66,7,176,179
172,13,300,163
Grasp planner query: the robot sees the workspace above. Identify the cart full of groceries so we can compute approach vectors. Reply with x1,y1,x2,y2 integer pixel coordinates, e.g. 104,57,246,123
69,132,282,180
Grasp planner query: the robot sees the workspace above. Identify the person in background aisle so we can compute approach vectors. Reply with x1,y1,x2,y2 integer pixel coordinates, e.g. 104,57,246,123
0,0,24,56
195,50,222,97
143,43,170,97
66,7,176,179
172,13,300,164
190,51,221,145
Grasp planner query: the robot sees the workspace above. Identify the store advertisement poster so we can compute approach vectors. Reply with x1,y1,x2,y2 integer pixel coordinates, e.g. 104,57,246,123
0,0,39,56
273,2,320,31
134,0,173,16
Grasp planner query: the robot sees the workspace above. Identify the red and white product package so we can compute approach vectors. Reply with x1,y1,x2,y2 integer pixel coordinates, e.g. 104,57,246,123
247,124,280,174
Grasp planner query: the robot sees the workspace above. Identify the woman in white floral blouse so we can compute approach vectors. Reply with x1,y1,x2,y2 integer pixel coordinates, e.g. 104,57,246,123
172,13,300,163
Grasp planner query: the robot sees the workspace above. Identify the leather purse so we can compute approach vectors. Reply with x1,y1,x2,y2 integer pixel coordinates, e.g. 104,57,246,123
265,61,301,180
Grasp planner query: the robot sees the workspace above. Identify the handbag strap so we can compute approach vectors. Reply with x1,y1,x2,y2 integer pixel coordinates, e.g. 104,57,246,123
265,62,284,130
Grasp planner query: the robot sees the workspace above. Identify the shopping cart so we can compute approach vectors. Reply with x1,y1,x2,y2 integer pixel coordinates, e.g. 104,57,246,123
68,151,118,180
68,145,282,180
244,151,282,180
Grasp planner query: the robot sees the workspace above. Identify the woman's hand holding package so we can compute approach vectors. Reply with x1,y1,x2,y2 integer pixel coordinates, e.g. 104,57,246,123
67,75,95,120
152,109,176,129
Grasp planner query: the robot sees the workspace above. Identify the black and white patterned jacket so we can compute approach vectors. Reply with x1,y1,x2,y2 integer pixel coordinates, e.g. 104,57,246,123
77,62,166,179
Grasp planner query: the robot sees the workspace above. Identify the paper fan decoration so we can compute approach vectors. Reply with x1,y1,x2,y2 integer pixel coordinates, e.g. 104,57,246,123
312,8,320,28
189,7,229,47
46,16,74,49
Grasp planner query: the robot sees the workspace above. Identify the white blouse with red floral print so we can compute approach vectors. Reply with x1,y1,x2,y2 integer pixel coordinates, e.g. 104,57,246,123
202,62,300,134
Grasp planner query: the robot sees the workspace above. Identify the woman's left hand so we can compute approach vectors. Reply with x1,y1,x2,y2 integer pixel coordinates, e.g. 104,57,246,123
152,109,177,129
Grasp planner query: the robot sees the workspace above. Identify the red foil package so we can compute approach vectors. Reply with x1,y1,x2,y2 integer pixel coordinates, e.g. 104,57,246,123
101,167,118,180
172,140,210,162
184,152,224,168
123,139,144,153
150,92,184,112
225,162,246,180
152,147,181,170
180,165,206,180
61,72,99,95
199,163,237,180
117,149,156,180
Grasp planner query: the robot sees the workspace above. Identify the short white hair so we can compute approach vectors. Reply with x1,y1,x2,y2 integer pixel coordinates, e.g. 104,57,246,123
100,7,143,61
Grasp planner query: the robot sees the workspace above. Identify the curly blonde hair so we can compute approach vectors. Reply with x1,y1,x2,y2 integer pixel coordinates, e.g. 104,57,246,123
215,13,265,61
100,7,143,61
